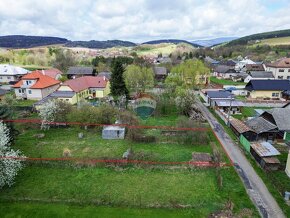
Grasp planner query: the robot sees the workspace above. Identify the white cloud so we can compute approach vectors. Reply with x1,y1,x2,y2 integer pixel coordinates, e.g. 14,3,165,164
0,0,290,42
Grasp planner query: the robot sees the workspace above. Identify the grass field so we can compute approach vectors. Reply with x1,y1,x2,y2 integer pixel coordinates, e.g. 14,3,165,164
1,114,258,217
210,77,246,86
135,44,177,56
256,36,290,46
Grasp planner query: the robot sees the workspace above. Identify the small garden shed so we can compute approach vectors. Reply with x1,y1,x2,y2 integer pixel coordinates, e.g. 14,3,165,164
102,126,125,139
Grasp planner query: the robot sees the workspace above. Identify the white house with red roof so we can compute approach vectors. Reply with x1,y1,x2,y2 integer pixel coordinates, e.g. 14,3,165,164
13,71,60,100
53,76,110,104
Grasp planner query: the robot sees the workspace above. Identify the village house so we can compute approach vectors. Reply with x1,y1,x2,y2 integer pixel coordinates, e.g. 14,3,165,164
235,58,256,71
0,64,29,84
41,68,63,80
54,76,110,104
245,79,290,99
66,66,95,79
213,100,244,115
243,64,265,73
218,59,236,68
97,71,112,80
260,108,290,141
13,71,60,100
213,65,238,79
266,58,290,80
243,71,274,83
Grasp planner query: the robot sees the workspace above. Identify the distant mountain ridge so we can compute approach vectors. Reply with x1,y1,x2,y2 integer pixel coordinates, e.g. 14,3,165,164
0,35,69,48
191,37,238,47
142,39,201,47
65,40,136,49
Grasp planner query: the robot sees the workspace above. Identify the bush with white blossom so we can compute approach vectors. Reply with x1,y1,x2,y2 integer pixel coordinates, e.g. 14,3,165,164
0,121,25,188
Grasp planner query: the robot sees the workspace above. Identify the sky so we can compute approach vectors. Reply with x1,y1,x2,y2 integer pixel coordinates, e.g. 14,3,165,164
0,0,290,42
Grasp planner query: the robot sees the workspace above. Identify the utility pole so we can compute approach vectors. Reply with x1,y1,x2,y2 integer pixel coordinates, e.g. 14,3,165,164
227,94,234,126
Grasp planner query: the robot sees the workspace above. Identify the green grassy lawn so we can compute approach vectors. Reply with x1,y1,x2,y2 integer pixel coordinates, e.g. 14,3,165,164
13,127,214,162
13,99,38,107
232,107,270,120
256,36,290,46
0,166,258,217
0,114,259,217
210,77,246,86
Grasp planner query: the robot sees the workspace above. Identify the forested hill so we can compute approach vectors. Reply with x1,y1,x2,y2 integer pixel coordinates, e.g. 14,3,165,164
142,39,201,47
0,36,136,49
0,35,69,48
227,29,290,46
65,40,136,49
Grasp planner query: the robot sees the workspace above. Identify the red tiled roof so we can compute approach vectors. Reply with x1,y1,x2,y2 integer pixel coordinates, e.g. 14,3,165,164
267,58,290,68
62,76,109,92
13,71,60,89
41,68,63,79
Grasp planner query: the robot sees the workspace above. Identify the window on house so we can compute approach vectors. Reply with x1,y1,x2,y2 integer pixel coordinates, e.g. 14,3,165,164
287,76,290,80
7,76,11,79
66,99,69,101
279,69,284,72
28,90,32,94
288,69,290,72
18,89,22,93
272,93,279,97
278,76,283,79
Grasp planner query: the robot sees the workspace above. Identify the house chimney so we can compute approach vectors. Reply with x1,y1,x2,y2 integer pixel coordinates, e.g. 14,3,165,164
103,76,105,81
41,70,45,75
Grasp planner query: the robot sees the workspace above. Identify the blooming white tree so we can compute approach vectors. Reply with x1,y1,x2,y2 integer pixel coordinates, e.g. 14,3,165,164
0,121,25,188
38,100,59,130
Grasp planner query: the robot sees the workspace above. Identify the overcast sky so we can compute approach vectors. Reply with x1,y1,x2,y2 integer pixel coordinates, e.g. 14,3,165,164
0,0,290,42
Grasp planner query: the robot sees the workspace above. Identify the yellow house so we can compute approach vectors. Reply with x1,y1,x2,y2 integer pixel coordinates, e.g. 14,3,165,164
53,76,110,104
245,80,290,99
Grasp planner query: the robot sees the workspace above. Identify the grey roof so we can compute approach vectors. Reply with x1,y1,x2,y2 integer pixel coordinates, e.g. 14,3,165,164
204,56,219,64
251,142,280,157
0,88,7,96
50,91,75,98
67,67,94,75
103,126,125,131
263,108,290,131
245,117,277,134
249,71,274,78
214,65,236,74
97,72,111,80
153,67,167,76
214,100,244,107
33,95,55,106
206,90,232,99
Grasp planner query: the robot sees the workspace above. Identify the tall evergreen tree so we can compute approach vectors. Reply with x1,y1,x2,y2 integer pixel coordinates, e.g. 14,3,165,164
110,59,129,98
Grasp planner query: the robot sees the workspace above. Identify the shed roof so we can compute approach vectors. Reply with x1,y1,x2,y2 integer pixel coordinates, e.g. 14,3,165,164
103,126,125,131
251,142,280,157
230,118,253,134
67,67,94,75
214,100,244,107
249,71,274,78
50,91,75,98
153,67,167,75
214,65,236,74
245,80,290,91
206,90,232,99
245,64,265,71
245,117,277,134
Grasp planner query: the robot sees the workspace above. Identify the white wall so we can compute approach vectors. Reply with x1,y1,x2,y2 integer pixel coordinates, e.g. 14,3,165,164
41,84,59,98
0,75,17,83
267,67,290,79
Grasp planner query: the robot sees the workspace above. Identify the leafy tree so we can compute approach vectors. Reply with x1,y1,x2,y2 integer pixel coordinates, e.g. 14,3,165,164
52,49,76,73
0,121,25,188
124,65,154,93
165,59,209,95
0,100,17,143
110,59,129,98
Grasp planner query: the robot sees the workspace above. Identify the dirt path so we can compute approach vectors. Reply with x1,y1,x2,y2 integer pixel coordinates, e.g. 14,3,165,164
196,100,285,218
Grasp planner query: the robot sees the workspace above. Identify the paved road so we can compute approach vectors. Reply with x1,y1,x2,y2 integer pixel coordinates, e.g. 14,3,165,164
196,100,285,218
